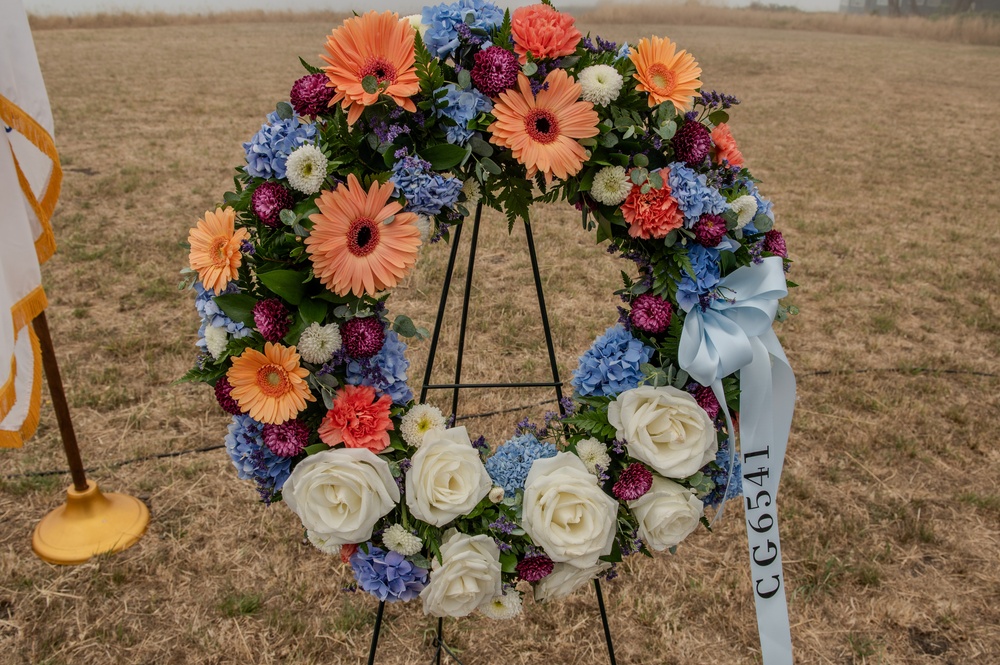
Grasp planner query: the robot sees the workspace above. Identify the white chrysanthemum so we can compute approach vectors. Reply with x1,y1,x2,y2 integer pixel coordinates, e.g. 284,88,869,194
730,195,758,230
576,438,612,475
307,529,342,555
578,64,624,107
298,322,341,365
479,590,523,620
488,486,505,503
285,144,328,194
591,166,632,206
204,324,228,359
462,178,481,207
401,14,429,36
383,523,423,556
415,214,433,244
400,403,447,447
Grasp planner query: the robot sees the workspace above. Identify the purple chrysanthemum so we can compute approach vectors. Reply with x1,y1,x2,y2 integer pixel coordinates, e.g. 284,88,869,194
471,46,520,97
290,73,336,117
694,213,728,247
764,229,787,258
253,298,291,342
262,418,310,457
342,317,385,359
251,181,294,228
214,376,242,415
629,293,673,335
613,463,653,501
516,555,554,582
694,385,721,421
671,120,712,166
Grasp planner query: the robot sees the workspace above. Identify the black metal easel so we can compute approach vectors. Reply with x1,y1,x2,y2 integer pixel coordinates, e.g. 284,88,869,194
365,203,617,665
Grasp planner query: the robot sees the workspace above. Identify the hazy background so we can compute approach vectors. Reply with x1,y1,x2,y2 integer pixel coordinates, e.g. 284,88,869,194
23,0,843,17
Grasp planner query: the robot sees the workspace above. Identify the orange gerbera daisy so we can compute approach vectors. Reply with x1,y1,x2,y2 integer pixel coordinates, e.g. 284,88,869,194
306,174,421,297
488,70,599,185
322,11,420,126
227,342,314,425
630,36,702,112
187,207,249,293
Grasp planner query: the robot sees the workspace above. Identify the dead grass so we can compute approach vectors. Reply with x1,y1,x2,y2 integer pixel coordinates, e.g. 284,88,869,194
27,10,348,30
0,17,998,665
584,1,1000,46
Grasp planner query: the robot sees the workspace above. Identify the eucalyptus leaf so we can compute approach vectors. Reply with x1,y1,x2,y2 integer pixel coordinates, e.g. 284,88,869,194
629,167,648,185
633,153,649,168
663,230,679,247
709,110,730,126
361,75,379,94
647,170,663,189
480,157,502,175
275,101,294,120
457,69,472,90
521,62,538,76
469,135,493,157
753,213,774,233
279,208,297,227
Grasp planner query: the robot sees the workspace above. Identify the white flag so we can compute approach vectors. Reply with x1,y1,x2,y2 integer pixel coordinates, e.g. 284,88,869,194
1,0,62,447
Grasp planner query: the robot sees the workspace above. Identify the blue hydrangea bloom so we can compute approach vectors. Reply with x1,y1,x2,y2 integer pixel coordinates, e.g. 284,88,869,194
485,434,557,498
422,0,504,59
224,414,292,499
617,42,631,60
676,244,722,311
345,329,413,405
194,282,252,354
667,162,728,226
435,84,493,145
391,155,463,215
704,441,742,508
351,545,429,602
571,325,655,398
243,111,317,180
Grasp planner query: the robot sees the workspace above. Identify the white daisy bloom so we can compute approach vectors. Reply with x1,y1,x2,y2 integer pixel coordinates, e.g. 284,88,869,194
462,178,481,207
400,403,447,447
576,438,612,475
479,590,523,620
590,166,632,206
383,523,423,556
285,144,328,194
415,214,433,244
298,322,342,365
578,64,624,107
204,325,229,359
730,195,758,230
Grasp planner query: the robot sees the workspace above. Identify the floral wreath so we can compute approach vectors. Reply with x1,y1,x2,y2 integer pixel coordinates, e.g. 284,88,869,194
181,0,795,623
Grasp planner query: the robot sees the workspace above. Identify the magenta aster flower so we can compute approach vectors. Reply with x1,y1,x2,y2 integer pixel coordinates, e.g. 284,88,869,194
613,463,653,501
253,298,291,343
342,316,385,358
764,229,787,258
214,376,242,415
671,120,712,167
251,181,295,228
516,555,554,582
262,418,311,457
694,213,727,247
290,73,336,117
629,293,673,335
694,385,720,421
471,46,520,97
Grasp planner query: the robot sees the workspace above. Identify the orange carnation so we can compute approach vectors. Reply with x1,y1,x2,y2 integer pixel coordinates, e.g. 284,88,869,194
227,342,315,425
621,170,684,240
187,207,248,294
711,123,744,168
510,4,581,65
318,384,394,454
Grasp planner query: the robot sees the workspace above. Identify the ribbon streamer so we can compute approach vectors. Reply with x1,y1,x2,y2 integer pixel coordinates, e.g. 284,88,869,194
678,256,795,664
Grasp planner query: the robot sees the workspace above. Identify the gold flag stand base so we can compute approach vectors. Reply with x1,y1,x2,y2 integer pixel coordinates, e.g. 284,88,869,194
32,479,149,565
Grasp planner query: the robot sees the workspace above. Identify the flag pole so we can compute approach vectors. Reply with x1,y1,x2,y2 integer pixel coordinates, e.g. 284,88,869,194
30,310,150,565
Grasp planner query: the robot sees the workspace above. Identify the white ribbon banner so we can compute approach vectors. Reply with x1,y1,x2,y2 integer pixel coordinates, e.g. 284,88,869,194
678,256,795,664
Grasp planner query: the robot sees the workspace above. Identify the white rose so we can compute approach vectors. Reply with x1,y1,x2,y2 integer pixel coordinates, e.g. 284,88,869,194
628,476,704,551
608,385,717,479
522,452,618,568
406,426,492,527
420,530,502,617
283,448,399,547
533,561,611,602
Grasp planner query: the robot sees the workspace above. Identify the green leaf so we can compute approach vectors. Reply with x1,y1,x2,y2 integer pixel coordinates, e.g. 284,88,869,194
630,167,648,185
469,136,493,157
299,298,327,324
753,213,774,233
303,443,328,456
361,75,379,94
595,212,614,244
647,170,663,189
480,157,502,175
420,143,468,170
499,552,518,574
632,153,649,168
258,270,306,305
279,208,297,227
657,101,676,121
709,110,730,126
298,57,323,75
457,69,472,90
213,293,258,327
656,121,677,140
521,62,538,76
175,363,228,385
392,314,420,338
275,101,294,120
601,132,619,148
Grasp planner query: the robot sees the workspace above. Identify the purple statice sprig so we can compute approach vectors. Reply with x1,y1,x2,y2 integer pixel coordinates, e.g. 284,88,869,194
696,90,741,110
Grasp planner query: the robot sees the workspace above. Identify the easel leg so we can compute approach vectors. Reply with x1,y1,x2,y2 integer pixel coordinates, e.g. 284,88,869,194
594,580,617,665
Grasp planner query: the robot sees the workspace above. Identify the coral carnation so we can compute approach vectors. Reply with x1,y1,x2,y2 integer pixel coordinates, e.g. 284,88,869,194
516,555,554,582
187,207,249,294
342,316,386,358
471,46,520,97
621,172,684,240
510,4,581,64
290,73,336,117
613,463,653,501
262,418,310,457
318,384,394,453
253,298,291,343
630,35,702,112
251,182,294,228
711,123,744,168
227,342,315,425
629,293,673,335
322,11,420,125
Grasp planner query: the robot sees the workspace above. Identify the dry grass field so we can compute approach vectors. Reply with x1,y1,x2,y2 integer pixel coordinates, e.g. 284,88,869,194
2,12,999,665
